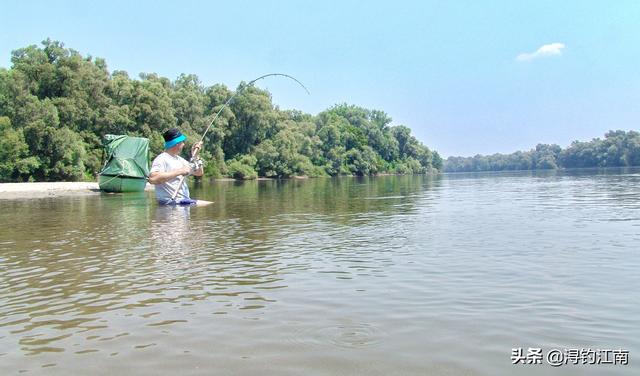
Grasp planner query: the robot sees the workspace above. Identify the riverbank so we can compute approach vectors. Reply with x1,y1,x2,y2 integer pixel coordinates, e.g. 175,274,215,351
0,178,298,199
0,174,403,199
0,182,99,199
0,182,155,199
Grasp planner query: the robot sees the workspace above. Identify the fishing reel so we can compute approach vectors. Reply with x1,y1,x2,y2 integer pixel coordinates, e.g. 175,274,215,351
189,158,204,175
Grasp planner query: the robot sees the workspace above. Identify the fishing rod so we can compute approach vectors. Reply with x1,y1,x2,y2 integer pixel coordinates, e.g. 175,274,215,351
171,73,310,201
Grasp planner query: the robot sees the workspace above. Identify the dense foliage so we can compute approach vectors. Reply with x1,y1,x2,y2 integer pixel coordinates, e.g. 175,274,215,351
0,40,441,182
445,130,640,172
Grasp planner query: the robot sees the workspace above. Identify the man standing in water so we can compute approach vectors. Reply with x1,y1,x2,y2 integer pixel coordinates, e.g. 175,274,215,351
148,128,203,205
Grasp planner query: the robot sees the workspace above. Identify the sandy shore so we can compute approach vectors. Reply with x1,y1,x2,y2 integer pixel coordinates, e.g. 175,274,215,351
0,182,153,199
0,177,311,200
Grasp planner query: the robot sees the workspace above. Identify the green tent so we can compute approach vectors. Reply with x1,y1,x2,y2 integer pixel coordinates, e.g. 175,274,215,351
98,134,149,192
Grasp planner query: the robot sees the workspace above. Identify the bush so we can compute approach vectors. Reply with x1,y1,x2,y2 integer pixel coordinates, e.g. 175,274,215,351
306,165,329,177
227,154,257,180
393,162,411,175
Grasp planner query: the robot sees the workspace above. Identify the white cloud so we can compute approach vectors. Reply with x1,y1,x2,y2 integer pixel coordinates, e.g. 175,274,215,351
516,43,565,62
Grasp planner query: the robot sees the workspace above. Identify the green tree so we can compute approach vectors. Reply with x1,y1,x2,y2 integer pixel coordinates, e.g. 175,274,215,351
0,40,444,181
0,117,40,181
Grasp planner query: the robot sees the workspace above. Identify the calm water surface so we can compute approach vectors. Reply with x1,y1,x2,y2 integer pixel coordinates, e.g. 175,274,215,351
1,170,639,375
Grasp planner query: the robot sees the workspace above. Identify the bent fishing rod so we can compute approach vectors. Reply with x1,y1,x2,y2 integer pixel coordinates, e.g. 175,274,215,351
170,73,310,201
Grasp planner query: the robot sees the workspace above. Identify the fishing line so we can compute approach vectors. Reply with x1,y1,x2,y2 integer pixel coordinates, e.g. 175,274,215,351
199,73,310,143
170,73,310,200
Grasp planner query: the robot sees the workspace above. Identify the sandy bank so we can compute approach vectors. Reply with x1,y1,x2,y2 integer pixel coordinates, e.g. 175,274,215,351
0,176,315,200
0,182,153,199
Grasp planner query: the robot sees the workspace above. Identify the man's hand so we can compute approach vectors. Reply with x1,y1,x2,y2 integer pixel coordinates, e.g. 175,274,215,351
178,165,191,176
191,141,203,157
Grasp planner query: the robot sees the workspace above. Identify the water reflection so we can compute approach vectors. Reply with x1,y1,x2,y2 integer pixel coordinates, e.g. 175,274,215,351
197,175,441,225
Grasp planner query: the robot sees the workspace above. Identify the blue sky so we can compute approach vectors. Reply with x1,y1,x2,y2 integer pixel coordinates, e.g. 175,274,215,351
1,0,639,157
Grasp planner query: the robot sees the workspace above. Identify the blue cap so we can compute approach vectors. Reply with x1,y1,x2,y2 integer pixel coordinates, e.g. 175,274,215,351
164,134,186,149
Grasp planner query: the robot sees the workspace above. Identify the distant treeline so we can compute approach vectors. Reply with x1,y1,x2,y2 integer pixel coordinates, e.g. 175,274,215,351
0,39,442,182
444,130,640,172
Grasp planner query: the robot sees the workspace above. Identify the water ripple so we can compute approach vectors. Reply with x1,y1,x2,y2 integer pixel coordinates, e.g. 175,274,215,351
0,172,638,375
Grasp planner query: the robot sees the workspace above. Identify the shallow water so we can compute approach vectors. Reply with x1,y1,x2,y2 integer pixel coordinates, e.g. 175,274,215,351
1,170,639,375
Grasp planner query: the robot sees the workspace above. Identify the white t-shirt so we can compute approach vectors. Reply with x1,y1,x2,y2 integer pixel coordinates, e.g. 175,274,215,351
150,152,190,201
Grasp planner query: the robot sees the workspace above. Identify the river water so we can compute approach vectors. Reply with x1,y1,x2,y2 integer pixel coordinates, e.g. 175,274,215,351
1,170,639,375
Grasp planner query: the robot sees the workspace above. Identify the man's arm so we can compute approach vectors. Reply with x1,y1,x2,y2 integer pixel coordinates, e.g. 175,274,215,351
148,166,190,185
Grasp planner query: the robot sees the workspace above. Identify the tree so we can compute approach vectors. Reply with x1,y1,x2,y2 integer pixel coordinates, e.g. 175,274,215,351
225,85,277,158
0,40,443,181
0,117,40,181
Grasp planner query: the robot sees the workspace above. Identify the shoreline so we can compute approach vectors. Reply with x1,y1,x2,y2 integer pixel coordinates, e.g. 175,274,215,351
0,182,153,200
0,182,101,199
0,174,430,199
0,179,288,199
